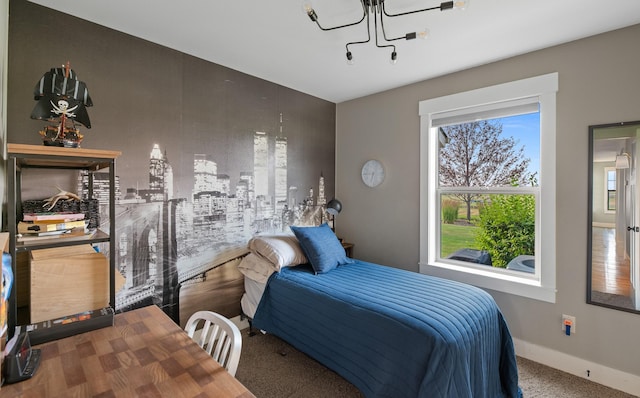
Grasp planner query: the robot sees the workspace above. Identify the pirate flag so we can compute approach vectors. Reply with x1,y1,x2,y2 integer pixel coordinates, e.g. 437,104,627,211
30,65,93,128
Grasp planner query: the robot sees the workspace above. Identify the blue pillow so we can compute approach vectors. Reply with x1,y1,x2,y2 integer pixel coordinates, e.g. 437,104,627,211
290,223,353,274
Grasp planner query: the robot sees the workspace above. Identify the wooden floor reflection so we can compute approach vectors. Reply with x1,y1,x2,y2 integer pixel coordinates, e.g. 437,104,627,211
591,227,632,297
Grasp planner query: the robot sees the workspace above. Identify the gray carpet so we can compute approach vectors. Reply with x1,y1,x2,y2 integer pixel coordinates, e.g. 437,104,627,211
235,330,638,398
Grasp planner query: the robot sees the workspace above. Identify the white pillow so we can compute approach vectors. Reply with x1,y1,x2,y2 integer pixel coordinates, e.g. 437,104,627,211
237,253,276,284
248,235,307,270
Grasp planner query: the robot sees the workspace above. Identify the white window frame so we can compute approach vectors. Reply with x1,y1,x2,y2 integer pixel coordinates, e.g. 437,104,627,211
419,73,558,303
604,167,616,214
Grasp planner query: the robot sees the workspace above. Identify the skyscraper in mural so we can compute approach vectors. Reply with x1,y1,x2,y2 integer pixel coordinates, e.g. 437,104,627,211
254,132,268,200
307,187,314,206
193,154,219,221
275,136,287,213
218,174,230,195
288,186,298,208
149,144,165,202
238,171,254,207
164,150,174,200
193,154,217,194
77,172,121,204
317,172,326,207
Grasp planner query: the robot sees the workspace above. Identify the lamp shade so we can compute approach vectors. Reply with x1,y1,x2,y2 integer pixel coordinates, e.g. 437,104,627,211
326,198,342,216
616,153,630,169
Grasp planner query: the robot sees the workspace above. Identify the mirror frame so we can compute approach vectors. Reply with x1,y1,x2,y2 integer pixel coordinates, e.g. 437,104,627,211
587,120,640,314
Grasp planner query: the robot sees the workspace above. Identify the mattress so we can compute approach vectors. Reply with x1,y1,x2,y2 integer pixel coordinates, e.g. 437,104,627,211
240,275,266,319
252,260,520,398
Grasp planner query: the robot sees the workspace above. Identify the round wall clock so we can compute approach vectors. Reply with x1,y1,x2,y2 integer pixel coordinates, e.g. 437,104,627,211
361,159,385,188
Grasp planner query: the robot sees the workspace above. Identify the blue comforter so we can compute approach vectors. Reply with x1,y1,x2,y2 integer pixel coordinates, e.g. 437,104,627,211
252,260,520,398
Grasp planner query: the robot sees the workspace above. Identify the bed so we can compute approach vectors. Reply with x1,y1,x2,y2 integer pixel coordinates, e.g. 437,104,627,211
238,224,521,398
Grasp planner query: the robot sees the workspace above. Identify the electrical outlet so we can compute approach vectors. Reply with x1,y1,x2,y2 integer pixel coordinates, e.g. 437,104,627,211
562,314,576,334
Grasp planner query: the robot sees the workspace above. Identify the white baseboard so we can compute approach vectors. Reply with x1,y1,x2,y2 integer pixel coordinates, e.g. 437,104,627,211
592,222,615,228
514,338,640,396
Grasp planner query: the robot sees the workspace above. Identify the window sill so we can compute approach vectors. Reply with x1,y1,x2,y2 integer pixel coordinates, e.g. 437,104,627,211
419,261,556,303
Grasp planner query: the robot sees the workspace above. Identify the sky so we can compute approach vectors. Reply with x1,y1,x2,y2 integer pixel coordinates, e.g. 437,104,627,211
497,112,540,180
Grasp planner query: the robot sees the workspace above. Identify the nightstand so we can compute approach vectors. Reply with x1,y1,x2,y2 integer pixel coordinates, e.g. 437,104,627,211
341,242,354,258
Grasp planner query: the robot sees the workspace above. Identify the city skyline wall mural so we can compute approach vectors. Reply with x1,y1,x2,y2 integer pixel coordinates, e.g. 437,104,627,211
6,0,336,321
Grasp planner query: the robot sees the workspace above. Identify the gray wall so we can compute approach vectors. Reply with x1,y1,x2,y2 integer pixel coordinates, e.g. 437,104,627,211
336,25,640,376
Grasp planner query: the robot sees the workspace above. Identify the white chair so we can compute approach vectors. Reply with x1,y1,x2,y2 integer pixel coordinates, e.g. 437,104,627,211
184,310,242,376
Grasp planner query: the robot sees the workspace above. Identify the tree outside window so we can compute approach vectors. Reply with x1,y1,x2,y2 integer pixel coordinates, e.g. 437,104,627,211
437,113,539,271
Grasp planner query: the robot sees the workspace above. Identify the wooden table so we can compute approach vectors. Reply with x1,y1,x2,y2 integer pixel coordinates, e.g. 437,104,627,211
1,305,255,397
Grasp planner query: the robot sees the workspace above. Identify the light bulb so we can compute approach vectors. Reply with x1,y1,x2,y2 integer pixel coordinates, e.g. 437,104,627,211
302,2,318,21
417,28,430,40
453,0,469,10
302,2,313,14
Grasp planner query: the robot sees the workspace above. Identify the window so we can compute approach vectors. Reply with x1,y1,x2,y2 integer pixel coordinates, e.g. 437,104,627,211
605,167,616,212
419,73,558,303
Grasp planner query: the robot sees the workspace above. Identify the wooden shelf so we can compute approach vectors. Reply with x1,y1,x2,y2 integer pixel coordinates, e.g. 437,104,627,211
16,229,109,251
6,144,119,344
8,143,121,158
8,143,121,170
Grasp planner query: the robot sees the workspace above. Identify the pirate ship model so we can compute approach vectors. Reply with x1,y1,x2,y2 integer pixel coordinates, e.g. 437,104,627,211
30,62,93,147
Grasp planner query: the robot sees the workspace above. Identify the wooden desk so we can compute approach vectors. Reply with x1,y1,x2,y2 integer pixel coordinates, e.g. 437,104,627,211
1,305,255,397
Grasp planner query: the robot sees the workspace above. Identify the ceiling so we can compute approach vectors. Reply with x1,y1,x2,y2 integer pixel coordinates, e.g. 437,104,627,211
593,124,640,163
28,0,640,104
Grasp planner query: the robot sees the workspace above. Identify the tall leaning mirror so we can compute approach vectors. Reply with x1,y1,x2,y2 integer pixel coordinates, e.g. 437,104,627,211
588,120,640,313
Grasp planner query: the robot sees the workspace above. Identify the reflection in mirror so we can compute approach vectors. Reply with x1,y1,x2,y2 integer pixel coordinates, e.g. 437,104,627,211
588,121,640,313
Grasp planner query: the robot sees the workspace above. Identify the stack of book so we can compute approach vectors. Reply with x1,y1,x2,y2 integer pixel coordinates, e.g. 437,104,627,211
17,212,89,242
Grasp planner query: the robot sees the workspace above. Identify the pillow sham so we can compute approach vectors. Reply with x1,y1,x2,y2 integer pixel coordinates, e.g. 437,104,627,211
237,253,277,284
290,223,353,274
248,234,307,270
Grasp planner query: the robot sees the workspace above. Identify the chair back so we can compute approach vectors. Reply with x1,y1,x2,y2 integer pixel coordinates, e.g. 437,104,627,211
184,310,242,376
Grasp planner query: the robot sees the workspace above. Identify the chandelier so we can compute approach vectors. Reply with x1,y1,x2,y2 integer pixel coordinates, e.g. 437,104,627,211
303,0,468,64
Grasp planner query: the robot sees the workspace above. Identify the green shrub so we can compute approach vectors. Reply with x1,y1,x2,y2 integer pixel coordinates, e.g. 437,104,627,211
475,194,535,268
442,199,459,224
